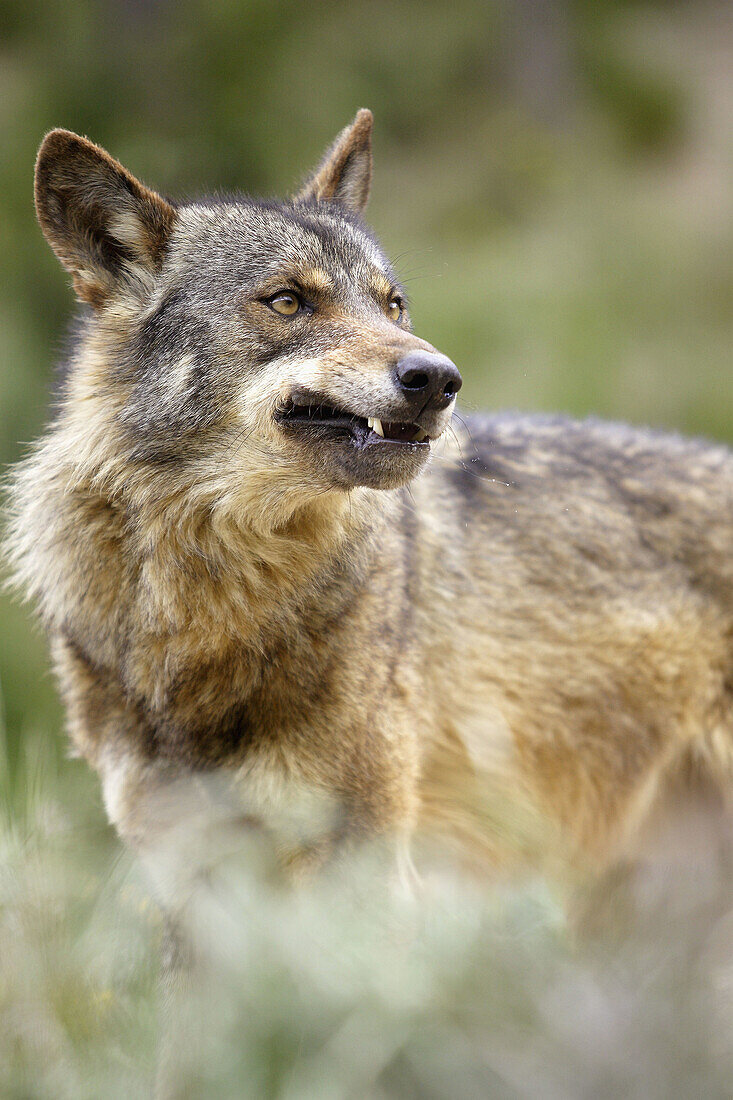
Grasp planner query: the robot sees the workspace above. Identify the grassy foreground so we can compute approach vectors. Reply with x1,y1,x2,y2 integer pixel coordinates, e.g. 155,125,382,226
2,729,733,1098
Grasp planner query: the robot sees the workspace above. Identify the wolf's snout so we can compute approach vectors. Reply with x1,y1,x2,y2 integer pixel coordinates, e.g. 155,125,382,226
395,351,462,411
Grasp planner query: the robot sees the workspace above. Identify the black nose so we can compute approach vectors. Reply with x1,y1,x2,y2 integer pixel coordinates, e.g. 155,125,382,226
395,351,462,411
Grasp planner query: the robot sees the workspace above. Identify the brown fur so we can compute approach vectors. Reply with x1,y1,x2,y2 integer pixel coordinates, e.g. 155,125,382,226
5,113,733,914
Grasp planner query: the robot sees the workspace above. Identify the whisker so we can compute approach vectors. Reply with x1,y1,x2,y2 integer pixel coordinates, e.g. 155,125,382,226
429,452,513,489
397,491,422,521
399,273,441,285
452,411,476,445
454,396,481,413
227,426,255,458
390,246,432,266
447,423,465,463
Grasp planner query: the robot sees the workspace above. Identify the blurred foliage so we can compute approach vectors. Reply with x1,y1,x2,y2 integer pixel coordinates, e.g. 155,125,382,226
0,3,732,1091
3,746,733,1099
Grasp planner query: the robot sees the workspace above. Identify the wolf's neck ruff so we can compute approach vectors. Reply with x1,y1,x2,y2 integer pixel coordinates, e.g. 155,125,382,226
11,450,396,780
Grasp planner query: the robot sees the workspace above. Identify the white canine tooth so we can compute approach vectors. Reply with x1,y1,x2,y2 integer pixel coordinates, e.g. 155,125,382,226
372,418,384,437
367,417,374,430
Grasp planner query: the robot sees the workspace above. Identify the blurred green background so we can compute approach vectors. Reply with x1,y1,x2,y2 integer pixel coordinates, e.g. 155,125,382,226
0,3,731,1095
1,0,732,781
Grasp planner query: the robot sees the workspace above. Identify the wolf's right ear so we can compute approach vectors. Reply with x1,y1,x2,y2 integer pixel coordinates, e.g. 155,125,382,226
34,130,176,308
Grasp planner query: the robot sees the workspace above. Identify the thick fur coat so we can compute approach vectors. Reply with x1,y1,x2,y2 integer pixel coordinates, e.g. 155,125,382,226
6,111,733,904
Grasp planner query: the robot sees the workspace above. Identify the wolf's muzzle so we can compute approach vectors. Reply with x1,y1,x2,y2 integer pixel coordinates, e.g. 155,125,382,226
395,351,462,412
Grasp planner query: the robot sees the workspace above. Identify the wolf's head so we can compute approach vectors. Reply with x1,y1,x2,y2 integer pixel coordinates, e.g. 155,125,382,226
34,112,461,520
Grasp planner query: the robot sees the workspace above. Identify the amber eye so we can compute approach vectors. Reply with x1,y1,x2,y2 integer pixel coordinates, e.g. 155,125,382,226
387,297,402,322
267,292,301,316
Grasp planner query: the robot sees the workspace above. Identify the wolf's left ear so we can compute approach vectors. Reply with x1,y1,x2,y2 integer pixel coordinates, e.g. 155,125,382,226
295,109,373,215
34,129,176,308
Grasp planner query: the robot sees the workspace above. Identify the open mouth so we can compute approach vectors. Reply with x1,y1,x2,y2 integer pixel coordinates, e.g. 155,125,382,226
276,396,431,447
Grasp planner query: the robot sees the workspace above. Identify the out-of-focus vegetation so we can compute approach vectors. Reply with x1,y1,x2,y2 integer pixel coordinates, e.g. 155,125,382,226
5,747,733,1099
1,1,732,1095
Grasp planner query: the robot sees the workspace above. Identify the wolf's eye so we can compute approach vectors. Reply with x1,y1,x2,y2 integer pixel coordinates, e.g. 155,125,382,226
267,292,301,316
387,298,402,322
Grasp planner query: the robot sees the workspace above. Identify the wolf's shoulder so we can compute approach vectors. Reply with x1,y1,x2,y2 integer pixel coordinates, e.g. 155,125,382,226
453,410,733,488
417,410,733,608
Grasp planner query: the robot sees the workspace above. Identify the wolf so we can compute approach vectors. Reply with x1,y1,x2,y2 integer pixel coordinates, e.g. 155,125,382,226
5,110,733,914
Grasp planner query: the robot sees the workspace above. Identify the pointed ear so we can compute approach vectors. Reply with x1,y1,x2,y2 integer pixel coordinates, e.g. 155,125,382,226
34,129,176,308
295,109,373,215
